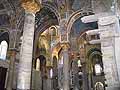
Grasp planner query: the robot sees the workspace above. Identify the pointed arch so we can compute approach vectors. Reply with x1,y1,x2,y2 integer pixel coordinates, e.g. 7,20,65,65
0,31,9,60
67,10,94,34
33,4,60,59
0,40,8,60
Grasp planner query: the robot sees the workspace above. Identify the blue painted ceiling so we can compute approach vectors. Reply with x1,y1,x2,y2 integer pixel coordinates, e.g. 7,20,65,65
71,17,98,37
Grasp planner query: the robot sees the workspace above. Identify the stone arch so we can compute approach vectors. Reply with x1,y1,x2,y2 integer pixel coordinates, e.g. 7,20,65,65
38,55,46,71
49,25,58,36
0,31,9,46
67,10,94,34
68,10,96,53
87,48,102,59
35,2,60,33
0,29,9,65
34,4,60,58
0,0,14,14
87,48,103,75
42,2,61,22
0,27,19,49
86,48,105,89
87,48,102,65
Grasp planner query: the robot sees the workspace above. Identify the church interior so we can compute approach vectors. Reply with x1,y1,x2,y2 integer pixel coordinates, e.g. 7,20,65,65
0,0,120,90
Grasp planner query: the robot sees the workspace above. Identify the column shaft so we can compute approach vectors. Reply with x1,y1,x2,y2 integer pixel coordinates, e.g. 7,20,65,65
6,29,18,90
47,70,52,90
63,47,70,90
6,51,16,90
17,12,35,90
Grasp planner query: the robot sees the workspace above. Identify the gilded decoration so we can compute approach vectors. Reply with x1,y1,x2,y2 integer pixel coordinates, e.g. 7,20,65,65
7,50,16,58
21,0,40,13
61,43,70,50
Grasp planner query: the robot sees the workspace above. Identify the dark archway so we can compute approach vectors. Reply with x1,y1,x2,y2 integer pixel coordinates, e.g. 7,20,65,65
0,31,9,90
38,55,46,90
37,55,46,72
33,6,59,60
0,31,9,45
69,12,98,90
87,48,105,90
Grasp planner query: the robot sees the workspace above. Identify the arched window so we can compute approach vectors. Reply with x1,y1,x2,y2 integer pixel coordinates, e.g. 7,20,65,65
49,26,58,36
0,40,8,60
36,58,40,71
77,59,82,67
50,69,53,78
94,64,102,75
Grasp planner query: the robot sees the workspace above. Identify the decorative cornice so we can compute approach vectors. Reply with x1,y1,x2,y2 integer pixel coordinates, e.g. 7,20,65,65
21,0,40,14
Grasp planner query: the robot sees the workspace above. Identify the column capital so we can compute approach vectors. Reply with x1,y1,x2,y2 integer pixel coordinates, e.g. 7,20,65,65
61,43,70,50
21,0,41,14
8,50,16,57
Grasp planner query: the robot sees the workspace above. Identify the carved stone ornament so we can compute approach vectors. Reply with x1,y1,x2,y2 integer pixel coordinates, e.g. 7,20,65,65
21,0,40,14
61,43,70,50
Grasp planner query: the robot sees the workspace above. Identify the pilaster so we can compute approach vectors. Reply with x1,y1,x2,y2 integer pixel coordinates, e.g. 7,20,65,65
98,16,120,90
6,49,17,90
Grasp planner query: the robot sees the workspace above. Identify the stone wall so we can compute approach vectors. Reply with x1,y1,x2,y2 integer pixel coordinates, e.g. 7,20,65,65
98,16,120,90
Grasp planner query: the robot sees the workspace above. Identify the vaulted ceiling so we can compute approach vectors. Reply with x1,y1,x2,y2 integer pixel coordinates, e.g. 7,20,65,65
35,6,59,32
0,0,117,31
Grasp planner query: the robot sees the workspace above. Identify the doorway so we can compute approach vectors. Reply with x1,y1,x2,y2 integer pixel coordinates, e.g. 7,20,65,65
0,67,7,90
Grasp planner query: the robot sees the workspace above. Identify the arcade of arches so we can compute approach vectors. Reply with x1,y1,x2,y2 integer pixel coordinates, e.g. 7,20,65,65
0,0,120,90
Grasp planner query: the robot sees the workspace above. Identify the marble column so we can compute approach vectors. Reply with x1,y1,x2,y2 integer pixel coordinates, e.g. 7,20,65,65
17,12,35,90
47,69,52,90
62,44,70,90
17,1,40,90
6,50,16,90
6,29,18,90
